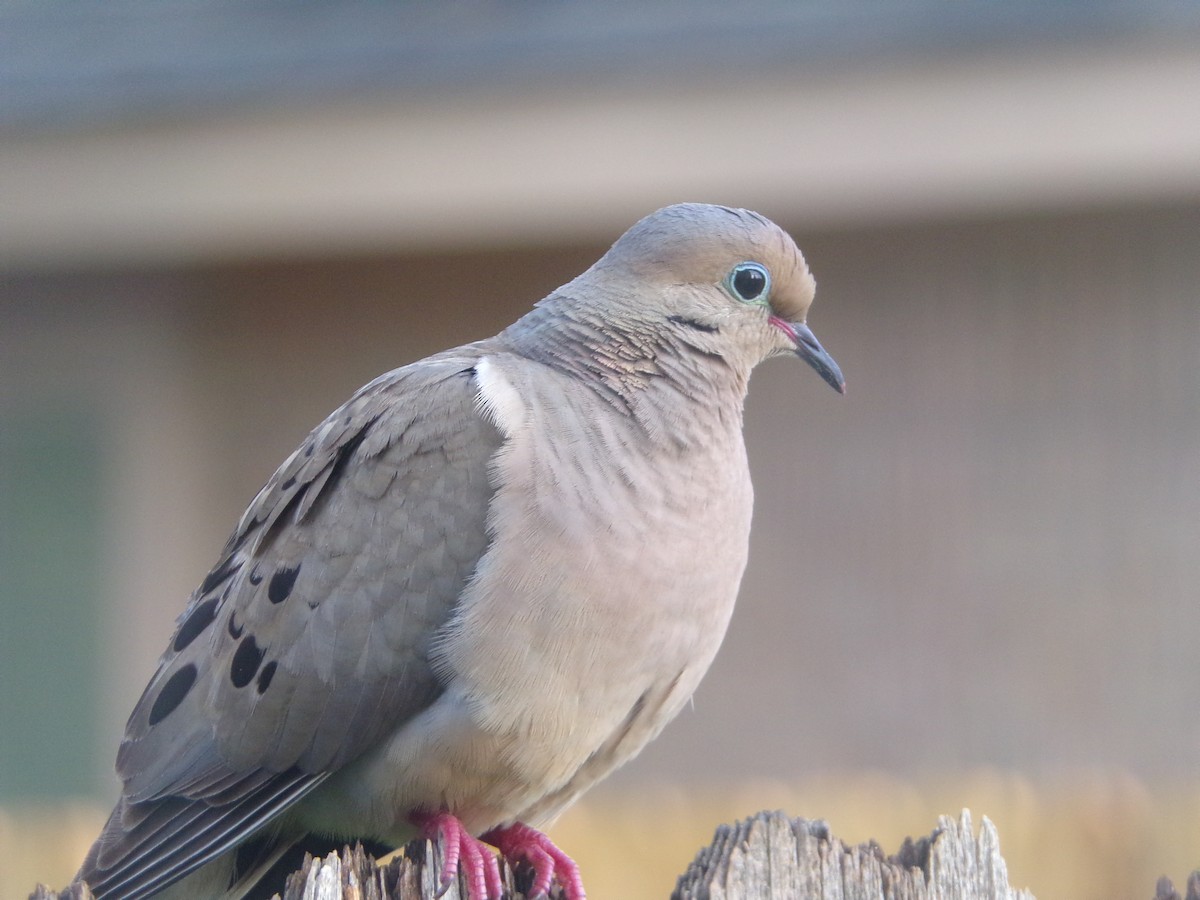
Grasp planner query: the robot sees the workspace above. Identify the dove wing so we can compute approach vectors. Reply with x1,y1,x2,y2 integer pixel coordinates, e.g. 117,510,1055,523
80,349,502,898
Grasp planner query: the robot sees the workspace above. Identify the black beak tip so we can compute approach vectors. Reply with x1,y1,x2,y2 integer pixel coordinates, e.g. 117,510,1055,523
793,326,844,395
817,362,846,395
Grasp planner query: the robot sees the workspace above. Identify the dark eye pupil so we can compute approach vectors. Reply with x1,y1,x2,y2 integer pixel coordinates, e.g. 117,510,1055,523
733,266,767,300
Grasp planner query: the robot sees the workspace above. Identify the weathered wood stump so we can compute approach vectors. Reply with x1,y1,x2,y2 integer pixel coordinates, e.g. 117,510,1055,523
28,836,559,900
29,808,1200,899
1155,872,1200,900
673,809,1033,900
274,836,562,900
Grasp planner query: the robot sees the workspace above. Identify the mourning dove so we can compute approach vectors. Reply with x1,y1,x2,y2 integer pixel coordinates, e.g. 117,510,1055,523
75,203,844,900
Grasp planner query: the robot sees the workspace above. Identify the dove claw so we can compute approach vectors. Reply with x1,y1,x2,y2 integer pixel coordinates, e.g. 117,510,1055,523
414,811,505,900
482,822,586,900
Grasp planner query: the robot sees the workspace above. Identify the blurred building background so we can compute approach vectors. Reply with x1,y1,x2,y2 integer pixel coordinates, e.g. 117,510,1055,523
2,3,1199,898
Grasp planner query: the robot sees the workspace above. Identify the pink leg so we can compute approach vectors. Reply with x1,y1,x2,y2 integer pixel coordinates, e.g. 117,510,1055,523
481,821,586,900
411,811,505,900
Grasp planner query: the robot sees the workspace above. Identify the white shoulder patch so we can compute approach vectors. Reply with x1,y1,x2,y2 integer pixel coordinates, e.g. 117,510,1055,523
473,356,527,438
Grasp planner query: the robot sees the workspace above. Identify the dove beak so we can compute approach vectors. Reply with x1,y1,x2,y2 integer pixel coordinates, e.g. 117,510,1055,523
770,317,846,394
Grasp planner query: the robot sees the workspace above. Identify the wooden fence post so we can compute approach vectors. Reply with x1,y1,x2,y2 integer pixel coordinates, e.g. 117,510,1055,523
673,809,1032,899
29,808,1200,899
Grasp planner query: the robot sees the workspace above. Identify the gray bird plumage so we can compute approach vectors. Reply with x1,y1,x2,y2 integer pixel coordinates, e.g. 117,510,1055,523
76,203,843,899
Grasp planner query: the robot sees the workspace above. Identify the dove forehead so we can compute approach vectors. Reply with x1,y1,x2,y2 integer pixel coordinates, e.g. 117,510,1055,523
598,203,816,320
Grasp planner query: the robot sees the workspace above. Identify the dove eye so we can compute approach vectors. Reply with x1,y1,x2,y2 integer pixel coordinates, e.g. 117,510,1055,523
727,262,770,303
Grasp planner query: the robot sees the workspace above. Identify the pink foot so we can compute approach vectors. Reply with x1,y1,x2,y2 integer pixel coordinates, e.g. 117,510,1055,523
412,810,505,900
482,821,586,900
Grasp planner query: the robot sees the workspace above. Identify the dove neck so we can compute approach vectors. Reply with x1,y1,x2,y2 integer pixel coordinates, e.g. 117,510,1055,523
503,290,750,442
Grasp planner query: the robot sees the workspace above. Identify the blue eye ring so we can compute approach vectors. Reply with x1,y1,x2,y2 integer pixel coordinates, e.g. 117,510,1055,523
727,262,771,303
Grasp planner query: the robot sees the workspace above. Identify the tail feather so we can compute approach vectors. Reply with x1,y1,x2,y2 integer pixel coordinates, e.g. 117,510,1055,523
77,769,325,899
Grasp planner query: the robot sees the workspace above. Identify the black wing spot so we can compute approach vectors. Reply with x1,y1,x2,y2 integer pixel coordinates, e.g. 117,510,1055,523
231,635,265,688
280,475,297,490
268,564,301,605
256,660,278,694
174,597,219,653
148,664,198,726
248,565,264,585
199,558,242,595
227,611,244,639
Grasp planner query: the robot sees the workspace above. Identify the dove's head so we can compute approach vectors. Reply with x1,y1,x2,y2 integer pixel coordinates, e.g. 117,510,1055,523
588,203,844,393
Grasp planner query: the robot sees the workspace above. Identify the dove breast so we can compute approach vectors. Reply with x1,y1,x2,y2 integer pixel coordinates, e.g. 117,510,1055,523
297,347,753,839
